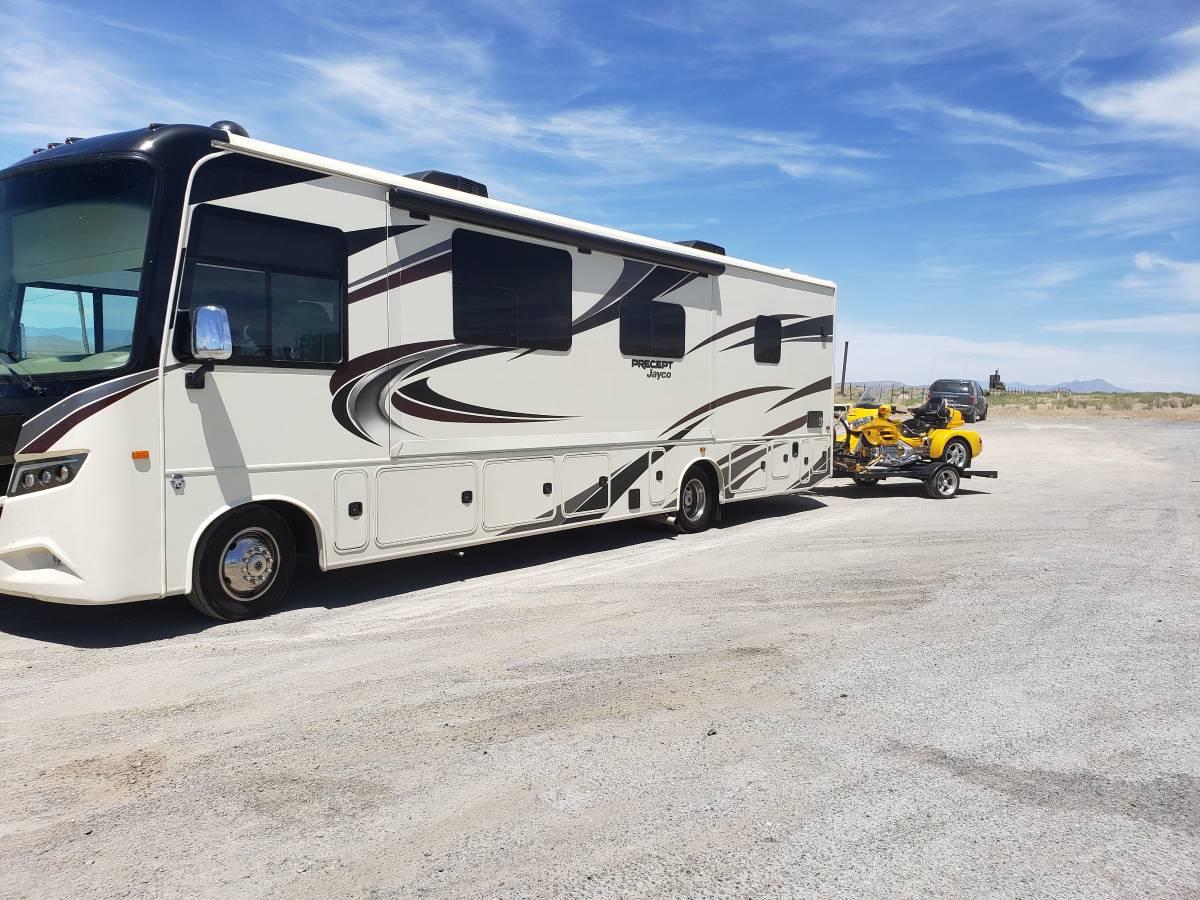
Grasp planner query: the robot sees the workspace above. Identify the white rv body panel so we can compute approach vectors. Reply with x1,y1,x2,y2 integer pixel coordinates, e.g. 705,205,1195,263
0,131,836,607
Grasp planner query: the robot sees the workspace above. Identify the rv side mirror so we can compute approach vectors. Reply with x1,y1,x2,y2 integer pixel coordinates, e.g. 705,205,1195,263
186,306,233,389
192,306,233,361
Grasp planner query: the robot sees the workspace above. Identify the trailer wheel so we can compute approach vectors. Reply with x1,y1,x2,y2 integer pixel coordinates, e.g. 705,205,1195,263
852,474,880,486
187,505,296,621
924,465,960,499
676,466,716,533
942,437,971,469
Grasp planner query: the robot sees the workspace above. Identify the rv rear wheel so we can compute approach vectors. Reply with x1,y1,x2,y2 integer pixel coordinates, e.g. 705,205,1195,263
187,505,297,621
676,466,716,533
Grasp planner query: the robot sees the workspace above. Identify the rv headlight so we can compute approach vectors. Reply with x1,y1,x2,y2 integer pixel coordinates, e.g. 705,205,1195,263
8,454,87,497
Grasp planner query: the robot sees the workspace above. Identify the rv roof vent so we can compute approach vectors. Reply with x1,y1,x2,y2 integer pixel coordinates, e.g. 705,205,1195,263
675,239,725,256
406,170,489,198
210,120,250,138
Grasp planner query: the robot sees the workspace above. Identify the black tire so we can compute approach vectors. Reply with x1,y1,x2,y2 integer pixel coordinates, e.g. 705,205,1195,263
852,474,880,486
924,465,960,499
187,505,296,621
942,437,971,470
980,407,988,421
676,466,716,533
965,410,978,423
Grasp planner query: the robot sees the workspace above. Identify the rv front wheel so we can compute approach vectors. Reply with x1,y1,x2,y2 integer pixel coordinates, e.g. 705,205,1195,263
187,505,297,621
676,467,716,533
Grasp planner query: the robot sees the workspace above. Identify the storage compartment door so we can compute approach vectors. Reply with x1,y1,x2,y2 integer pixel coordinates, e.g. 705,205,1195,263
484,457,556,530
727,442,768,494
376,463,478,546
563,453,609,518
769,442,795,482
812,436,831,476
648,448,667,505
333,470,369,552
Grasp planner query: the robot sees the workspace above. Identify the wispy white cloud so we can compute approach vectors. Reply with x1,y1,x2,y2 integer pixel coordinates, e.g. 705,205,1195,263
1042,252,1200,345
1028,262,1089,289
855,85,1137,192
1046,312,1200,334
640,0,1153,78
1069,24,1200,144
0,1,193,143
839,323,1199,391
1119,251,1200,302
1046,176,1200,239
284,55,876,189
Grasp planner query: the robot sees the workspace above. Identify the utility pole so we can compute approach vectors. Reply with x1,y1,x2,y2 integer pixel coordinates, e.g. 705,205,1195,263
839,340,849,395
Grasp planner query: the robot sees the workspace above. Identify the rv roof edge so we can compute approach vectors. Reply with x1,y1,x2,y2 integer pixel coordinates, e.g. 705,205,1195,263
211,134,837,292
387,185,724,277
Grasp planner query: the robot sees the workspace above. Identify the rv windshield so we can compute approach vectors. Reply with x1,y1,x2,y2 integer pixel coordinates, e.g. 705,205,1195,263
0,159,155,380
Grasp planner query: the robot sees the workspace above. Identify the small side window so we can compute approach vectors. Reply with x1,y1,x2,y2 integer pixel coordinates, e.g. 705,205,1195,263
452,229,572,351
179,205,345,366
754,315,781,364
619,301,684,359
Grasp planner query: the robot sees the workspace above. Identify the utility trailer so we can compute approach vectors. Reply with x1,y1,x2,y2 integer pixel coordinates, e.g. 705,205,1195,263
832,458,998,499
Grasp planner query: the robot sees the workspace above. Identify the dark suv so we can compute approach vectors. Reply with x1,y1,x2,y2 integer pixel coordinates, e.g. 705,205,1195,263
928,379,989,422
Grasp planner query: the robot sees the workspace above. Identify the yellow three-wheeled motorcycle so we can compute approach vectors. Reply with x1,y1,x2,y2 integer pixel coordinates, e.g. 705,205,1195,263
832,393,997,498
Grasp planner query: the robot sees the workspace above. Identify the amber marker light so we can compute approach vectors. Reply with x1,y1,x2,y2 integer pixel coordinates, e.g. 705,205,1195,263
131,450,150,461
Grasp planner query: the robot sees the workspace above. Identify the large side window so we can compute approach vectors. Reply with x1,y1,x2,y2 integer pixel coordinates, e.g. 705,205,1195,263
754,315,781,364
179,205,345,366
619,301,685,359
452,229,572,351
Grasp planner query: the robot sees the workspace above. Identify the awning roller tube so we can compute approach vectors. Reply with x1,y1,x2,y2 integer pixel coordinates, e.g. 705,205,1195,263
387,186,725,277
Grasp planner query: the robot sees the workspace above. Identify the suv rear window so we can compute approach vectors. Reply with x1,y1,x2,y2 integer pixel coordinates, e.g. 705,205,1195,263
931,380,970,392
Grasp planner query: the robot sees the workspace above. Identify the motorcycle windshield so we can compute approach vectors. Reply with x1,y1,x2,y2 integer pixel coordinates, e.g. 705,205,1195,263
855,390,882,407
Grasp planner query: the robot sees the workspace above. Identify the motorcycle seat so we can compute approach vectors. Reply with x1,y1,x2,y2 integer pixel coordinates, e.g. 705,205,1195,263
900,419,931,438
909,398,951,428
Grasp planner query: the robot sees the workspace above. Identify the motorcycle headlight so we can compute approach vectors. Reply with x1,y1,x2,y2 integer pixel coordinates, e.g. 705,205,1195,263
9,454,87,497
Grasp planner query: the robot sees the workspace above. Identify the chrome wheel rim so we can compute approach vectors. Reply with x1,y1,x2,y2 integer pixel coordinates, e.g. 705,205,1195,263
935,469,957,496
682,478,707,522
945,442,967,467
220,528,279,601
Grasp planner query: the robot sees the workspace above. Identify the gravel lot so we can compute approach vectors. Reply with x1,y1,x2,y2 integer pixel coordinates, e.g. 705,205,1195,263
1,418,1197,899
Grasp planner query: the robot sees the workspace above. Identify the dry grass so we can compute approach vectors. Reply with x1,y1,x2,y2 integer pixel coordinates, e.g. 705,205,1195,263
984,391,1200,420
834,389,1200,421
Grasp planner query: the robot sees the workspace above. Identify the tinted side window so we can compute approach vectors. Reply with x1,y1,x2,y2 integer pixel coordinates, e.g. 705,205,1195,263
754,315,781,364
452,229,572,351
180,206,345,365
619,300,684,359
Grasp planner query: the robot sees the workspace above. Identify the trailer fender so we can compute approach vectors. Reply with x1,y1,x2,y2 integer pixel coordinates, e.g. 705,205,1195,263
929,429,982,462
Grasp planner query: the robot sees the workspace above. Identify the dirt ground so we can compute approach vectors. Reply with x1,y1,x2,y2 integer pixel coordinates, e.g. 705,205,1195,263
1,418,1197,899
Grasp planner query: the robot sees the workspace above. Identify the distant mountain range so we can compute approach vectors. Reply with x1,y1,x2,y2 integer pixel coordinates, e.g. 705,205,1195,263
1006,379,1132,393
847,378,1133,393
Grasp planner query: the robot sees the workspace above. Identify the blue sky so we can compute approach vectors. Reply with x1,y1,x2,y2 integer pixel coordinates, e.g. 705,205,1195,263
2,0,1197,389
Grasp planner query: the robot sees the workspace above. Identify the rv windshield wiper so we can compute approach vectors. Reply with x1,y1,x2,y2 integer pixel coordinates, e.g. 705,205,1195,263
0,351,44,395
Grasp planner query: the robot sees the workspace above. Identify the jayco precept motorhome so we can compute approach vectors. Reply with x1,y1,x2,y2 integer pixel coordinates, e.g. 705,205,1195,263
0,122,836,619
